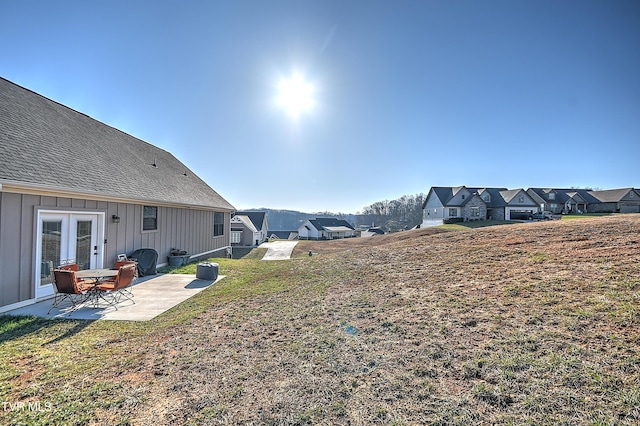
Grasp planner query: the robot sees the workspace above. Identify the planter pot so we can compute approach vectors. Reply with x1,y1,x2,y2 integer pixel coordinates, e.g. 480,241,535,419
168,255,190,266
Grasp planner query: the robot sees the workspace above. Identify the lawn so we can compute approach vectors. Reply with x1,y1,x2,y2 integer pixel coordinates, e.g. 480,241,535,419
1,215,639,425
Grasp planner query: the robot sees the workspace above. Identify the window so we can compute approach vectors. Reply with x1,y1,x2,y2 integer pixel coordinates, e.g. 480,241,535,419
519,195,524,203
214,212,225,236
471,207,480,217
143,206,158,231
481,192,490,202
230,230,241,244
550,203,558,210
549,192,556,200
449,208,458,217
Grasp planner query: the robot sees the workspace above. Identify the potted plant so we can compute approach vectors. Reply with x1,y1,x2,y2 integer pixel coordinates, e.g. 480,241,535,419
168,249,190,266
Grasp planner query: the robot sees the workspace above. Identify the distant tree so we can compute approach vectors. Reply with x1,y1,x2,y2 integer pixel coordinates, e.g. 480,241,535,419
356,193,425,232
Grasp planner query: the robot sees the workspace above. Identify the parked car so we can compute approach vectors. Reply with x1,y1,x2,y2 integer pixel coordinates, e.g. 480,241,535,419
531,212,551,221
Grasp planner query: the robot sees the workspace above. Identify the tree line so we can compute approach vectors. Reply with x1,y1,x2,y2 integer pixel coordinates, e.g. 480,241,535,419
356,193,426,232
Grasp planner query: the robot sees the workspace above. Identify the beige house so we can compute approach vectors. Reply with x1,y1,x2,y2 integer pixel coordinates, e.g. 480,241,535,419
0,77,234,313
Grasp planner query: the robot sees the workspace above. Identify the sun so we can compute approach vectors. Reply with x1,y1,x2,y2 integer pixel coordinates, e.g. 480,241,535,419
276,73,315,117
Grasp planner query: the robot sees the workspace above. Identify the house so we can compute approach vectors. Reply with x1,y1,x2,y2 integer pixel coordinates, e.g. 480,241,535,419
298,218,356,240
0,77,235,313
268,231,299,240
361,227,385,237
589,188,640,213
230,211,268,246
421,186,539,226
476,188,539,221
527,188,599,214
527,188,640,214
422,186,480,226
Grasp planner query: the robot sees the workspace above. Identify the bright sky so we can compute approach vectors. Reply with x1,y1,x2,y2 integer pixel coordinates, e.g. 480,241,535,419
1,1,639,213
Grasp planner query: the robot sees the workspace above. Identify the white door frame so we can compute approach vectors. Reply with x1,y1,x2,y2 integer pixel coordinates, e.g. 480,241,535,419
34,210,105,299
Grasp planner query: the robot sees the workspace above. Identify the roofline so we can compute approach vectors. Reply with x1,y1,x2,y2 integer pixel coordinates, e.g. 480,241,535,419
0,77,175,158
0,179,235,212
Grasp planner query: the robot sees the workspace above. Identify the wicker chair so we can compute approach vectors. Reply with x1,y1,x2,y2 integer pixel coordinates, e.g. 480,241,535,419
48,269,93,313
95,264,137,308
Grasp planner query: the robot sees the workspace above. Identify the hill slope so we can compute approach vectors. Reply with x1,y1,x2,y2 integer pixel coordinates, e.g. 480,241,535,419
2,215,639,425
136,215,640,424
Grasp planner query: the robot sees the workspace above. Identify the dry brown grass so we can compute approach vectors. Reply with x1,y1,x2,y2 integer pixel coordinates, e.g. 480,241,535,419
2,215,639,425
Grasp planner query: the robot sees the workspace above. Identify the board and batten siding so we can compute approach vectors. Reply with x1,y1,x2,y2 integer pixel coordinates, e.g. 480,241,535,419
0,191,230,309
422,193,446,224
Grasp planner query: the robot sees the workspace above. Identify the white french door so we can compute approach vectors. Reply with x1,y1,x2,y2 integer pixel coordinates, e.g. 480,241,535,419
36,211,105,299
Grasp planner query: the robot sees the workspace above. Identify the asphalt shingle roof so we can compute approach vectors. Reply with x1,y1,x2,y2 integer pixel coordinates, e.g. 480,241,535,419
0,77,234,210
233,211,266,231
308,218,355,231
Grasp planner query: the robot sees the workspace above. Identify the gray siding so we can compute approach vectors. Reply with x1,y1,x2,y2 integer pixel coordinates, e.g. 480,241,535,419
0,191,229,308
423,194,445,221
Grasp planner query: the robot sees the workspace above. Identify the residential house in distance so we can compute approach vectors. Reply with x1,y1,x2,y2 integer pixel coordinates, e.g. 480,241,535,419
528,188,640,214
361,227,385,237
589,188,640,213
421,186,538,226
230,211,269,246
422,185,640,227
298,218,356,240
0,77,234,313
268,230,299,240
477,188,539,220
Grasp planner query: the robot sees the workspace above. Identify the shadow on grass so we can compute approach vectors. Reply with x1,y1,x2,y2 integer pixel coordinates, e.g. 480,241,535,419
0,315,92,345
231,247,267,260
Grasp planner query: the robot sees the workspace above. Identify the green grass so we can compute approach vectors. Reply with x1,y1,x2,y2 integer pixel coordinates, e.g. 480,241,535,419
0,254,301,424
560,213,614,220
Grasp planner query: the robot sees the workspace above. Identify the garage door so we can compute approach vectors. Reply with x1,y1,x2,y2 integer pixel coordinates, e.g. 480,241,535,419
620,205,640,213
506,208,535,220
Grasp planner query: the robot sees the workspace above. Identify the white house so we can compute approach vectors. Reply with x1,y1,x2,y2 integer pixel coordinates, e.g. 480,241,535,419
230,211,269,246
298,218,356,240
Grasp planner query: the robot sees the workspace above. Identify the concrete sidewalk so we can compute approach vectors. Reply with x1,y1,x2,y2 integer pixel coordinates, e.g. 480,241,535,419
4,273,223,321
259,241,299,260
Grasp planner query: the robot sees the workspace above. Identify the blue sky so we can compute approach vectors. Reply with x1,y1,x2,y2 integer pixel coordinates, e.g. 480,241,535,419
1,0,639,213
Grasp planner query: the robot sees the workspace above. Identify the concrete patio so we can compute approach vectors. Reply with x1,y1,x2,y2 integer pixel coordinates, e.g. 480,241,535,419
3,273,224,321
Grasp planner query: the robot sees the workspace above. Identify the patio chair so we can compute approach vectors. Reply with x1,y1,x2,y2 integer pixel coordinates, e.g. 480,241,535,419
59,263,79,271
113,260,138,278
95,264,137,308
48,269,93,314
59,263,97,285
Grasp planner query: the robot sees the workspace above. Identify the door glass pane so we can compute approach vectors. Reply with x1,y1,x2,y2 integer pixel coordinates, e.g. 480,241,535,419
76,220,92,270
41,220,62,286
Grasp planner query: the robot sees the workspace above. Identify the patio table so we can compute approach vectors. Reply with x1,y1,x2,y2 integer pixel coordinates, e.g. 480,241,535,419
75,269,119,307
76,268,118,281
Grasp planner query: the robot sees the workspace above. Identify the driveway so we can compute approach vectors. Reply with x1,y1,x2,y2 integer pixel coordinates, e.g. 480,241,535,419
259,241,299,260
